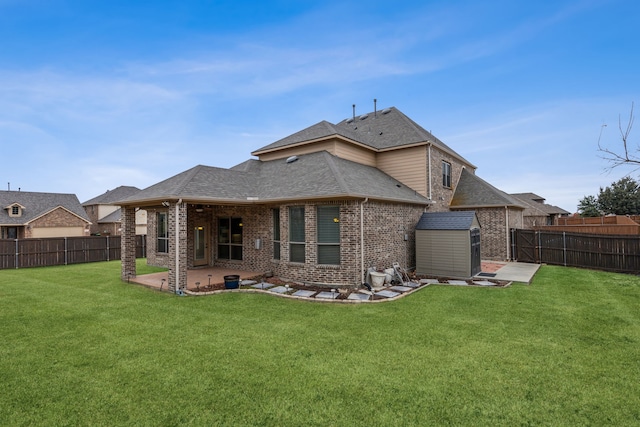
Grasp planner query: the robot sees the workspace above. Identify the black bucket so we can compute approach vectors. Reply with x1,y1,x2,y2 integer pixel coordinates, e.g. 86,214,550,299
224,275,240,289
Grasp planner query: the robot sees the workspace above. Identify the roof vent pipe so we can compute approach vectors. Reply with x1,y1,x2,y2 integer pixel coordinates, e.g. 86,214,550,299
374,98,377,117
352,104,356,120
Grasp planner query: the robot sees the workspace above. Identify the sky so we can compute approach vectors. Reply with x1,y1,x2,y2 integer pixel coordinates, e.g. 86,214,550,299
1,0,639,212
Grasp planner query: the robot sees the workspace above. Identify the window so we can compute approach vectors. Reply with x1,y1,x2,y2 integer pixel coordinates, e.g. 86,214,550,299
289,206,305,263
273,208,281,260
157,212,168,253
442,161,452,188
11,206,19,216
218,217,243,260
317,206,340,265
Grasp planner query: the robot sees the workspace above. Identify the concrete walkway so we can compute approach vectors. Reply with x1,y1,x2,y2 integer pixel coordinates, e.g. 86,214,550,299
479,261,541,284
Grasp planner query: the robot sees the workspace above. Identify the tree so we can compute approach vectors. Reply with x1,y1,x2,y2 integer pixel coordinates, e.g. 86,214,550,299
597,176,640,215
577,195,600,217
598,102,637,173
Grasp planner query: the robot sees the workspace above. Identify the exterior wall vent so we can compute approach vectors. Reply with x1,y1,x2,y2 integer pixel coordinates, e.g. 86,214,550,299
286,156,299,164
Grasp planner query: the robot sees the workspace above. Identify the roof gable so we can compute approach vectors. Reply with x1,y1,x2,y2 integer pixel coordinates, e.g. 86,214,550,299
251,107,475,168
450,169,526,209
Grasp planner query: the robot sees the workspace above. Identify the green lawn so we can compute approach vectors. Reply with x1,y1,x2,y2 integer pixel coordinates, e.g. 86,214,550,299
1,261,639,426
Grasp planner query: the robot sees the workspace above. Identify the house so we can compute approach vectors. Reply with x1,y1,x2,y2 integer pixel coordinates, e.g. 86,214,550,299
510,193,570,227
0,190,91,239
83,186,147,236
117,106,525,292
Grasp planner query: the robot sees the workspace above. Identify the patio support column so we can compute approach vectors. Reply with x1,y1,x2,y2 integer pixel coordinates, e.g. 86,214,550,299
168,200,188,293
120,206,137,282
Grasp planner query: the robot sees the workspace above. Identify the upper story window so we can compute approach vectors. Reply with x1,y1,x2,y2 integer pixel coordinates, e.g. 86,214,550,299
442,161,452,188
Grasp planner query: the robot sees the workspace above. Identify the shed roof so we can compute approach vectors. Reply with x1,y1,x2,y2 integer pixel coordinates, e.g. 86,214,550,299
416,211,479,230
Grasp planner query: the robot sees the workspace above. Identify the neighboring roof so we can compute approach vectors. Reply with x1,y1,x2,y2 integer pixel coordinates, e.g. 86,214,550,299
83,186,141,205
252,107,475,168
450,169,526,209
98,208,122,224
510,193,570,215
416,211,480,230
0,190,91,225
118,151,432,207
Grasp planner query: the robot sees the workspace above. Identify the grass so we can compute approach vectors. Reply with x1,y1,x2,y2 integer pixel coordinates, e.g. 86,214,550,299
1,260,639,426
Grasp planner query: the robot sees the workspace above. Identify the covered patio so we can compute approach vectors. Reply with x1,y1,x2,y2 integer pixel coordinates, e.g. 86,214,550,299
130,266,263,292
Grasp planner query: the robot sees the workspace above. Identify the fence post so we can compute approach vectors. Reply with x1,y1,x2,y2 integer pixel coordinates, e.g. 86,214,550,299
64,237,68,265
563,231,567,266
537,231,542,263
106,236,110,262
14,239,18,269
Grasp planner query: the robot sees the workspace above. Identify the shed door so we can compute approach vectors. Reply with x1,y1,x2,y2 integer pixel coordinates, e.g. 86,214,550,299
470,228,481,276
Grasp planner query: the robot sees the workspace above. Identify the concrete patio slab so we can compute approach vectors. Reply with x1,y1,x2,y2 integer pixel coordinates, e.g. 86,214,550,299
389,285,413,292
483,262,540,284
375,290,400,298
293,290,316,298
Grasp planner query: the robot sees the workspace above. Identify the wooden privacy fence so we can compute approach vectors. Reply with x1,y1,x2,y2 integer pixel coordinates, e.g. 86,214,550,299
511,229,640,274
0,235,146,270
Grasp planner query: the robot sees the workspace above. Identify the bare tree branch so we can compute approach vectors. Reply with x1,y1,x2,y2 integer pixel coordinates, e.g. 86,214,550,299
598,102,639,174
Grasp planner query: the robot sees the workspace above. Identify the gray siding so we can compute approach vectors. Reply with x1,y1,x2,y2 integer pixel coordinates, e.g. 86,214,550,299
416,229,472,278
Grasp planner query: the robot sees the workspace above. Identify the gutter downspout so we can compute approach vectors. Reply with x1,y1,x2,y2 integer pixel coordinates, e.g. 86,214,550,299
360,197,369,284
505,206,510,261
427,144,432,200
175,198,183,294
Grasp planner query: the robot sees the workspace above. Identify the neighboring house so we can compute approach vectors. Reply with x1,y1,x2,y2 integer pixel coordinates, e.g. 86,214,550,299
0,190,91,239
83,186,147,236
117,106,528,292
510,193,571,227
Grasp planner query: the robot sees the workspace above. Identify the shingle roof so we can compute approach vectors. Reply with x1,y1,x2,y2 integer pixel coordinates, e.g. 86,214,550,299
0,190,91,225
416,211,480,230
252,107,475,167
98,208,122,223
510,193,570,215
83,186,141,205
118,151,431,206
450,169,526,209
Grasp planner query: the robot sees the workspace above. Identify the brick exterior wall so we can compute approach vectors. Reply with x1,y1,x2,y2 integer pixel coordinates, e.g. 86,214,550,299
428,148,468,212
25,207,89,238
167,202,188,292
146,200,425,288
470,206,524,261
120,206,137,282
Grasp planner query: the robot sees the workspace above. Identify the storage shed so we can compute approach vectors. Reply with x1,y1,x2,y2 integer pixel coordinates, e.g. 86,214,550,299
415,211,481,279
